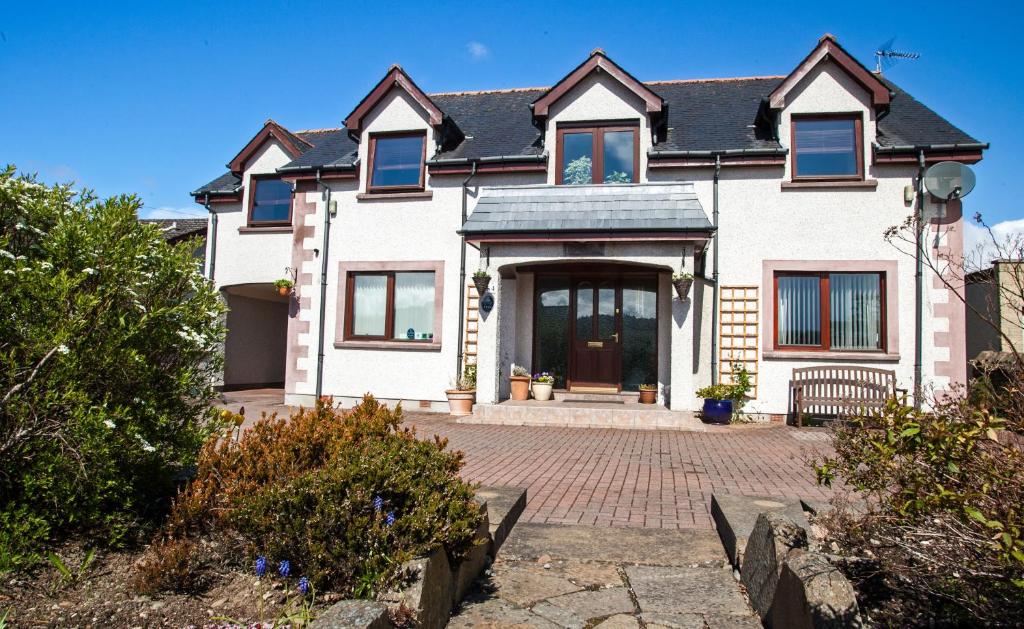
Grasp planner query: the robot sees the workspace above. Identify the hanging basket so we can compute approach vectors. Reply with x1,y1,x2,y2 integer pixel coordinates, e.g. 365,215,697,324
473,274,491,296
672,277,693,301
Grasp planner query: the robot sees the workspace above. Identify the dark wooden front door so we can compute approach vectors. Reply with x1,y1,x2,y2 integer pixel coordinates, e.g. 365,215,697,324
571,279,621,391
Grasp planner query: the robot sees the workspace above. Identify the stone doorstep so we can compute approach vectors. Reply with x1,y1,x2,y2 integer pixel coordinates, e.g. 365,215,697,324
460,403,707,431
711,493,810,570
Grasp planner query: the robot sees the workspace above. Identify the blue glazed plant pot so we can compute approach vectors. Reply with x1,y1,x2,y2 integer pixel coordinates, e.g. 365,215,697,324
702,398,733,424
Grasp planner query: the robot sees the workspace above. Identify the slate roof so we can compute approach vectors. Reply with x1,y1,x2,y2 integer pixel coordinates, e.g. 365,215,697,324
140,218,207,241
193,71,984,195
460,183,711,235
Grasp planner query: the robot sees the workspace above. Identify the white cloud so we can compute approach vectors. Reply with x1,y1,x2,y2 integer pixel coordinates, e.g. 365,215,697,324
467,41,489,61
139,206,206,219
963,217,1024,269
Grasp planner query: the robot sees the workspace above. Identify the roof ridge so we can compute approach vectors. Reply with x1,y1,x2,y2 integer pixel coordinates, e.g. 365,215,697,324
428,86,550,97
296,127,343,134
646,75,786,85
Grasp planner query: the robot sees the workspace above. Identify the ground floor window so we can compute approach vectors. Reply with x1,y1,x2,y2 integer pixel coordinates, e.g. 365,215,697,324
346,271,435,341
775,272,884,351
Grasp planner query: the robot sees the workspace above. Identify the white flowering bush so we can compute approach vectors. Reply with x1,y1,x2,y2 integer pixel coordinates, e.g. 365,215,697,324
0,165,226,570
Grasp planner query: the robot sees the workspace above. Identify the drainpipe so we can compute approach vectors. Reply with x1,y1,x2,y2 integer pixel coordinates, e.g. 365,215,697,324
315,169,333,399
913,150,926,410
456,161,479,379
710,154,721,385
204,193,217,283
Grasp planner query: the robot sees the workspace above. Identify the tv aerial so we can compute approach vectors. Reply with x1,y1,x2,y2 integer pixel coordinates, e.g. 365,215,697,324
875,37,921,73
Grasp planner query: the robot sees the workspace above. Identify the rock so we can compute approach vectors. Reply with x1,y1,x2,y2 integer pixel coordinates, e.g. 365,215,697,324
711,494,810,569
312,600,392,629
741,512,808,621
537,554,552,564
447,593,560,628
769,551,861,628
451,506,491,603
534,586,634,625
490,563,581,606
626,565,751,618
380,547,452,629
596,613,641,628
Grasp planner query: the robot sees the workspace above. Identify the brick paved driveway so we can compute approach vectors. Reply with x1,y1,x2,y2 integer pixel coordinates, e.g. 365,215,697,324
403,413,832,530
219,390,833,531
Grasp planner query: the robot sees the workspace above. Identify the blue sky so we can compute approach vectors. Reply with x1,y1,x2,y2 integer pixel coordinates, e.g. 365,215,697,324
2,1,1021,242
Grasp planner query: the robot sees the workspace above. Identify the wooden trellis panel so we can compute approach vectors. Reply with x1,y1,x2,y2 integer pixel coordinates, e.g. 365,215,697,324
719,286,759,397
463,284,479,365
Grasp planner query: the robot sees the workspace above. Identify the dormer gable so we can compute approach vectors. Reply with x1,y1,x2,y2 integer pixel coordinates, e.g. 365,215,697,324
344,65,445,134
531,49,664,121
227,119,312,173
768,33,891,111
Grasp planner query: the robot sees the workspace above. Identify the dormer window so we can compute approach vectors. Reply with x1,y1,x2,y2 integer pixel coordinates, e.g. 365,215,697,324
248,176,292,226
791,114,863,180
368,131,427,192
556,123,639,185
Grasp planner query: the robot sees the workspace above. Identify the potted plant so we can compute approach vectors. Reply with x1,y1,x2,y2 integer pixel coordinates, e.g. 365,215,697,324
510,364,530,401
472,269,491,296
638,384,658,404
446,365,476,417
672,272,694,301
532,372,554,401
695,363,751,424
274,278,294,296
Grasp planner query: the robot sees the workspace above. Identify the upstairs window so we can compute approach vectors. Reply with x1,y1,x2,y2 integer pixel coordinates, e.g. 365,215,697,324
557,124,638,185
368,132,427,192
791,115,863,180
775,272,884,351
248,176,292,225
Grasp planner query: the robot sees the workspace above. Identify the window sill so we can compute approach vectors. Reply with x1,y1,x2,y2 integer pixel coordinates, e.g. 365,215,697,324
763,350,899,362
356,191,433,201
238,225,293,234
781,179,878,190
334,340,441,351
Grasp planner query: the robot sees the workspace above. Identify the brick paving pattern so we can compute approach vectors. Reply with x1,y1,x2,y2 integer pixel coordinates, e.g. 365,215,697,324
403,413,832,530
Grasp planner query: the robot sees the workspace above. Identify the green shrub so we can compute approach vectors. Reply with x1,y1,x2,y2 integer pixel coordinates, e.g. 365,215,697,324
142,396,482,597
815,391,1024,624
0,166,225,570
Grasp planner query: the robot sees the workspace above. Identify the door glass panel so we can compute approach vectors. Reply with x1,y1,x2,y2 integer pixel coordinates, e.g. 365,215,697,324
621,279,657,392
575,282,594,340
535,277,570,389
602,131,635,183
597,284,616,340
562,133,594,185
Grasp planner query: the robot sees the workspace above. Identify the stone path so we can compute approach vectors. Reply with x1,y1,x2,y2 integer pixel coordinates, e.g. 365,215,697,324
449,523,760,628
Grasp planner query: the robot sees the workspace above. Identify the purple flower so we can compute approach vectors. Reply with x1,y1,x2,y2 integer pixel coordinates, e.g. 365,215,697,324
373,495,384,512
298,576,310,595
385,511,396,526
255,556,267,577
278,559,290,578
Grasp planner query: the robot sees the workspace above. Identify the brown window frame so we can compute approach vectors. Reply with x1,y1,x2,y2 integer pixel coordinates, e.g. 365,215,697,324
773,271,886,352
790,114,864,182
344,270,436,342
366,130,428,193
247,174,293,227
555,122,640,185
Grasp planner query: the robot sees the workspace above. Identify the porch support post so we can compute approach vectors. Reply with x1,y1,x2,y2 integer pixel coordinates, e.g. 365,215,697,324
476,274,516,404
669,246,699,411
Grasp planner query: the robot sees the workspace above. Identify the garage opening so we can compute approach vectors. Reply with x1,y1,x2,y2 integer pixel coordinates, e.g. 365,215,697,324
221,283,289,390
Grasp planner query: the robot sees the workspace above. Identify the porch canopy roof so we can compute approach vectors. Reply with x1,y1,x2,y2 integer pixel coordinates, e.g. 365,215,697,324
460,182,712,242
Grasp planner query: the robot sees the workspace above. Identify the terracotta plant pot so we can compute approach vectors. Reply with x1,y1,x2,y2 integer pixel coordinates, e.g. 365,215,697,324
473,275,491,296
446,390,475,416
672,277,693,301
638,388,657,404
532,382,553,401
277,285,291,296
509,375,531,401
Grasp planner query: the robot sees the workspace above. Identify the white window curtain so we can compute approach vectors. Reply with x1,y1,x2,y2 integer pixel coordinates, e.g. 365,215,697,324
830,274,881,350
352,275,387,336
777,276,821,346
393,272,435,340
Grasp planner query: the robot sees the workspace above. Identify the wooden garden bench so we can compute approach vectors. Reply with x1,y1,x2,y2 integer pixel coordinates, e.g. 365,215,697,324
791,366,903,427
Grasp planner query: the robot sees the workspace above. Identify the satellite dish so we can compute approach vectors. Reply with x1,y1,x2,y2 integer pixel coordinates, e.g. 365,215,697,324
924,161,976,201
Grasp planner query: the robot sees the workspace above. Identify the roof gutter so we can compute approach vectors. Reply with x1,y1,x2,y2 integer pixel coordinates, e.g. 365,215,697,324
647,147,788,158
276,159,360,174
427,154,547,166
873,142,989,153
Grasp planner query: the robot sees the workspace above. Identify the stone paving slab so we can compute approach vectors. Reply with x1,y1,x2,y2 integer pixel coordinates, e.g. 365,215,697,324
502,523,724,566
